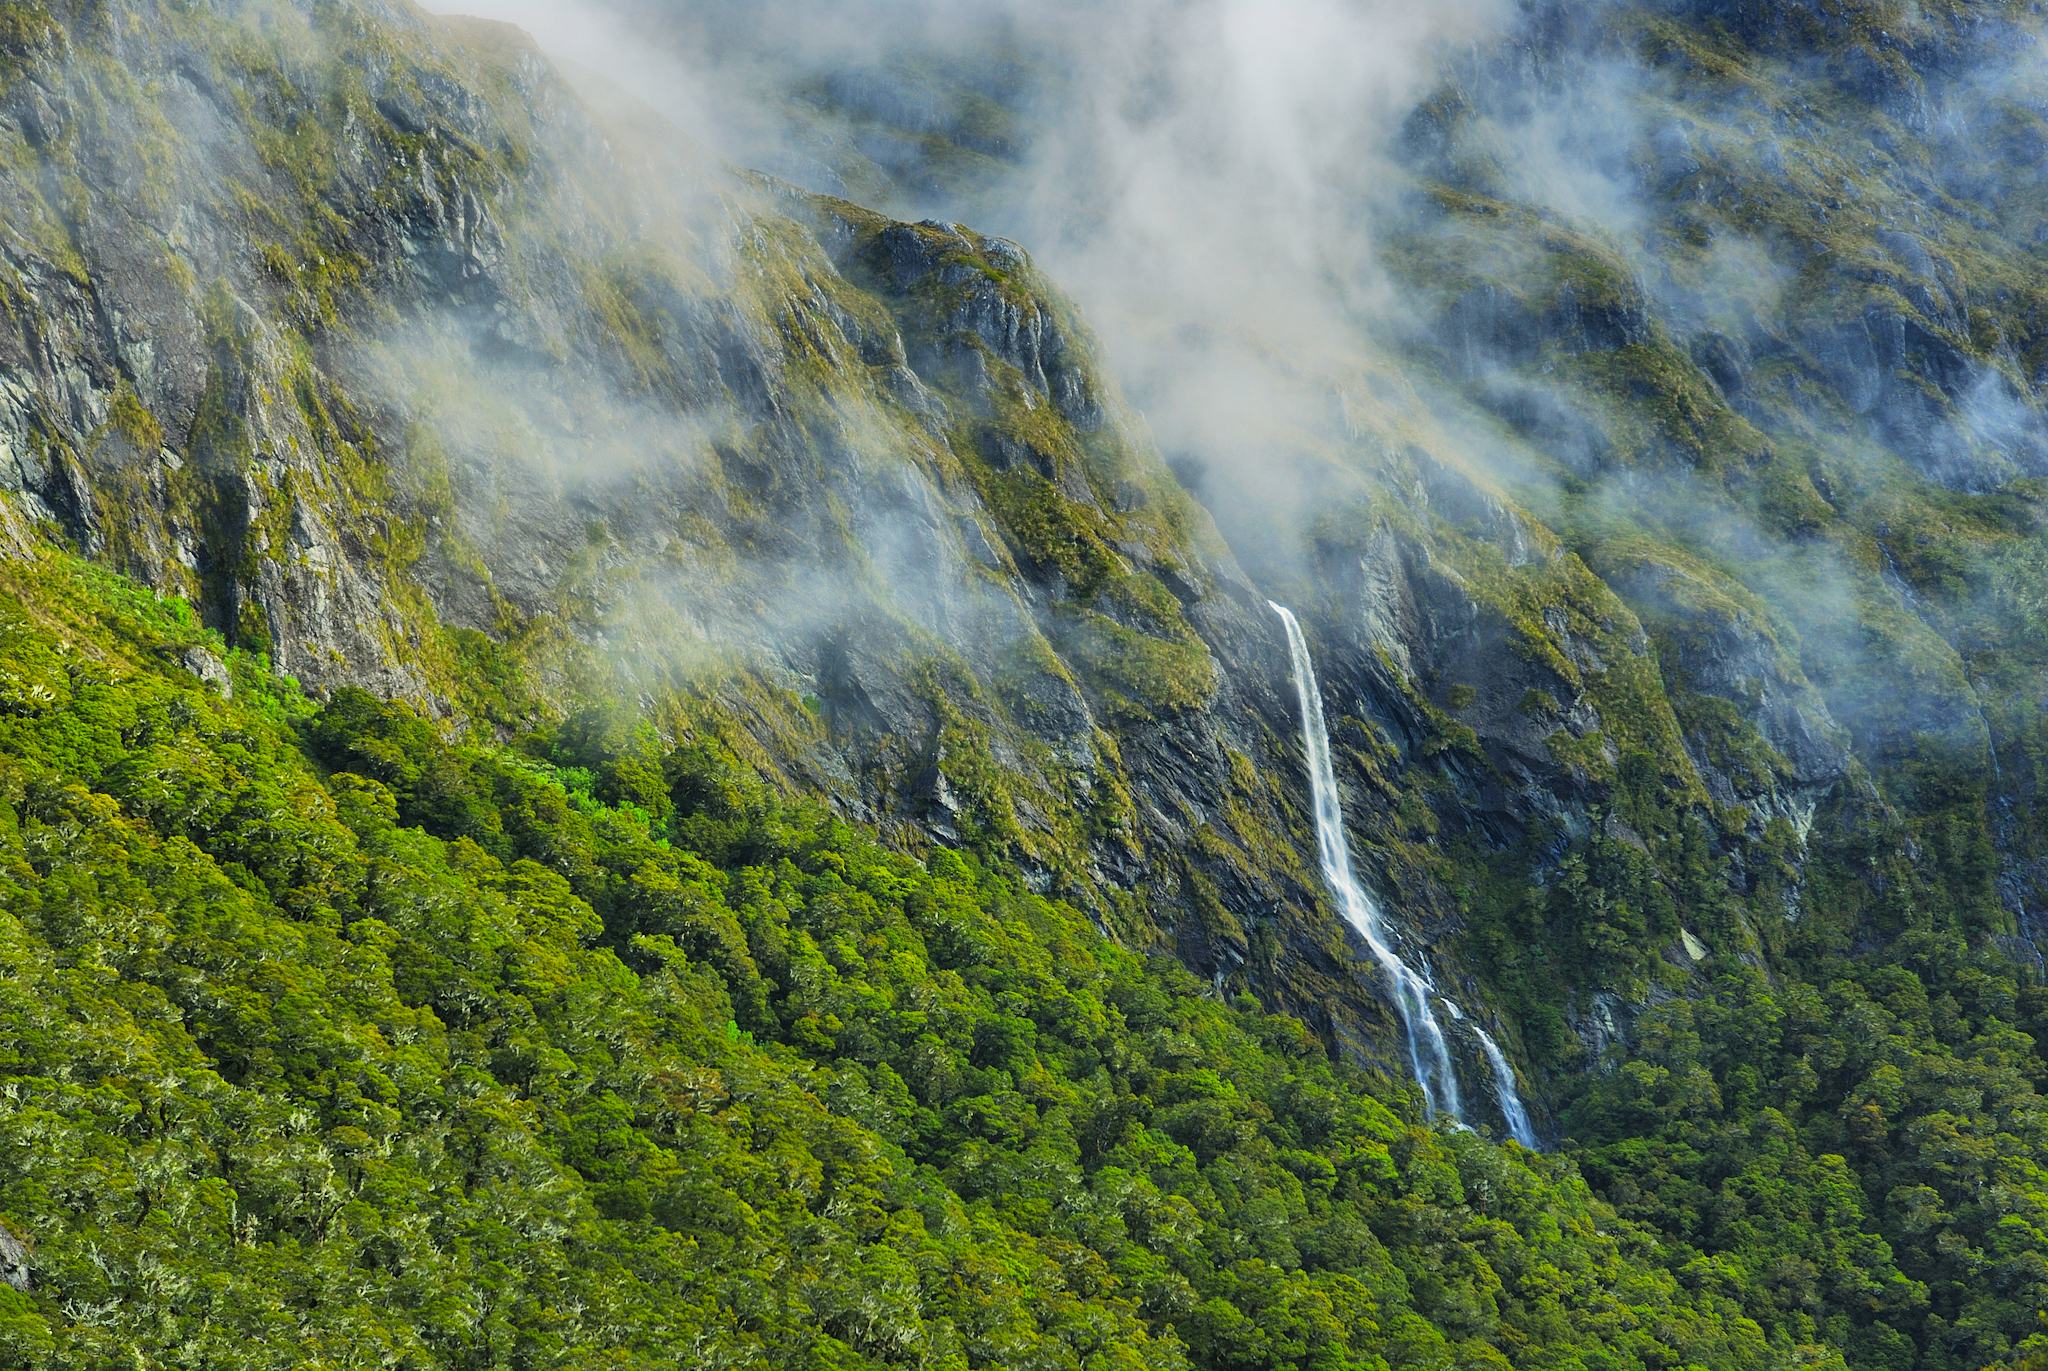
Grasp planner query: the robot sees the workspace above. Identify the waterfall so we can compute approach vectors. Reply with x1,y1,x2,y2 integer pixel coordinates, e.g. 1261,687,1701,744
1472,1023,1539,1149
1440,998,1538,1146
1269,601,1464,1123
1269,601,1540,1146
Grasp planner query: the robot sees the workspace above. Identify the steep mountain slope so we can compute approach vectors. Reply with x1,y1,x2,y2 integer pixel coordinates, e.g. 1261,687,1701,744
0,0,1858,1105
0,543,1797,1368
4,0,2048,1365
650,0,2048,1057
688,1,2048,1361
0,0,1424,1069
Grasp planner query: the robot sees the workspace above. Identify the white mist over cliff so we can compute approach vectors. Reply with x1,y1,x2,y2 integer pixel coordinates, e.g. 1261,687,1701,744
418,0,1511,527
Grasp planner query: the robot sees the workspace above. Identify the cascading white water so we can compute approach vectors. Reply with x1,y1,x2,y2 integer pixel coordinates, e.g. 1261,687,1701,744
1269,601,1464,1123
1472,1024,1539,1148
1440,999,1538,1147
1269,601,1541,1146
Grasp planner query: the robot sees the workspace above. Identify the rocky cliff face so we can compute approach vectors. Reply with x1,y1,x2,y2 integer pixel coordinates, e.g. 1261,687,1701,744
4,0,2045,1130
0,0,1409,1073
0,1218,28,1293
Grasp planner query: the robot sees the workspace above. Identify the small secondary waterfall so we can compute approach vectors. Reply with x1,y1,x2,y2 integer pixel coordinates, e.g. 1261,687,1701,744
1441,1000,1540,1147
1269,601,1539,1145
1472,1023,1539,1149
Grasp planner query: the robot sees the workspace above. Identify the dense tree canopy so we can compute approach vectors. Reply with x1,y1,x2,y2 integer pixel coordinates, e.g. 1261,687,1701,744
1,551,2046,1370
0,555,1789,1370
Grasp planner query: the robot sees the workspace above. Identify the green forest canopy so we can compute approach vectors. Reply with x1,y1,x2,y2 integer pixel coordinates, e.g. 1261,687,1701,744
0,547,2043,1369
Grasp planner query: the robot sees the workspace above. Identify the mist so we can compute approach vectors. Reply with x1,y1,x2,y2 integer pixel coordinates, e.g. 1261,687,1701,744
400,0,2048,791
412,0,1520,569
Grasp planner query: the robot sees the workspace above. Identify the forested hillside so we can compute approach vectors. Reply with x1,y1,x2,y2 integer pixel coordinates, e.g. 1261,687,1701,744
3,0,2048,1366
0,547,1786,1368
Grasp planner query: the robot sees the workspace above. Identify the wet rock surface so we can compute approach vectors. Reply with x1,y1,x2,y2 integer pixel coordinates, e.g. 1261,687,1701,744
6,0,2038,1108
0,1220,29,1292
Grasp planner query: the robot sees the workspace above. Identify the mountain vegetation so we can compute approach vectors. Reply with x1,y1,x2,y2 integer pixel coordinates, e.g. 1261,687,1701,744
2,0,2048,1367
0,546,1780,1369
